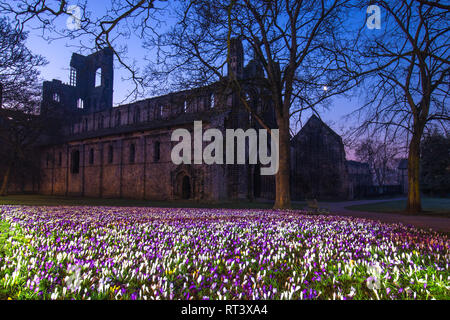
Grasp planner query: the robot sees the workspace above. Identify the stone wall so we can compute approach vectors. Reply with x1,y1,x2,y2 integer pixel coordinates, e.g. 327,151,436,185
290,115,349,200
38,121,231,201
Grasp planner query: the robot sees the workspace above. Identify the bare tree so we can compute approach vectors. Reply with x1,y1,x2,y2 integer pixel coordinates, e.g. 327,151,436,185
0,0,164,101
353,0,449,213
0,17,49,195
0,18,55,195
0,17,46,111
416,0,450,11
355,138,402,186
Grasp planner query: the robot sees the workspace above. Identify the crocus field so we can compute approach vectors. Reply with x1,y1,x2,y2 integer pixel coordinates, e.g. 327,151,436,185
0,205,448,300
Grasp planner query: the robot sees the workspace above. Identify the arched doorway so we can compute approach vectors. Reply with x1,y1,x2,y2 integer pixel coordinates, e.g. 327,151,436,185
181,175,191,199
253,164,261,198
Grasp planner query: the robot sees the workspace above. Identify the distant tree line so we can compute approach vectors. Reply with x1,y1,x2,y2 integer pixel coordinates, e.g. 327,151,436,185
0,17,52,196
354,131,449,197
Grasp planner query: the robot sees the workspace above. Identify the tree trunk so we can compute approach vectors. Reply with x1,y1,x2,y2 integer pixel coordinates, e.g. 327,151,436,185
273,114,291,209
0,164,11,196
406,132,422,213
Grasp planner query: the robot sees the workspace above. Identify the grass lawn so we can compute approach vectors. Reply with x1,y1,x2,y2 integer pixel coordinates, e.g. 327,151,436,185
0,194,307,210
345,197,450,217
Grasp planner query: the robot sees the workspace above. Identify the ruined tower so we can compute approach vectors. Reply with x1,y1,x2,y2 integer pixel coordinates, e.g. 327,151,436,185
41,48,113,115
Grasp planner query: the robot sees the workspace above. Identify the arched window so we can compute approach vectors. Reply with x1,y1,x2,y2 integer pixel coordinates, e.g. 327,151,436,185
115,111,121,126
95,68,102,87
70,67,77,86
210,93,215,108
53,93,60,102
83,118,88,131
183,100,187,113
129,143,135,163
154,141,160,162
77,98,84,109
71,150,80,174
158,105,163,118
133,107,140,123
108,145,113,163
89,148,94,165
